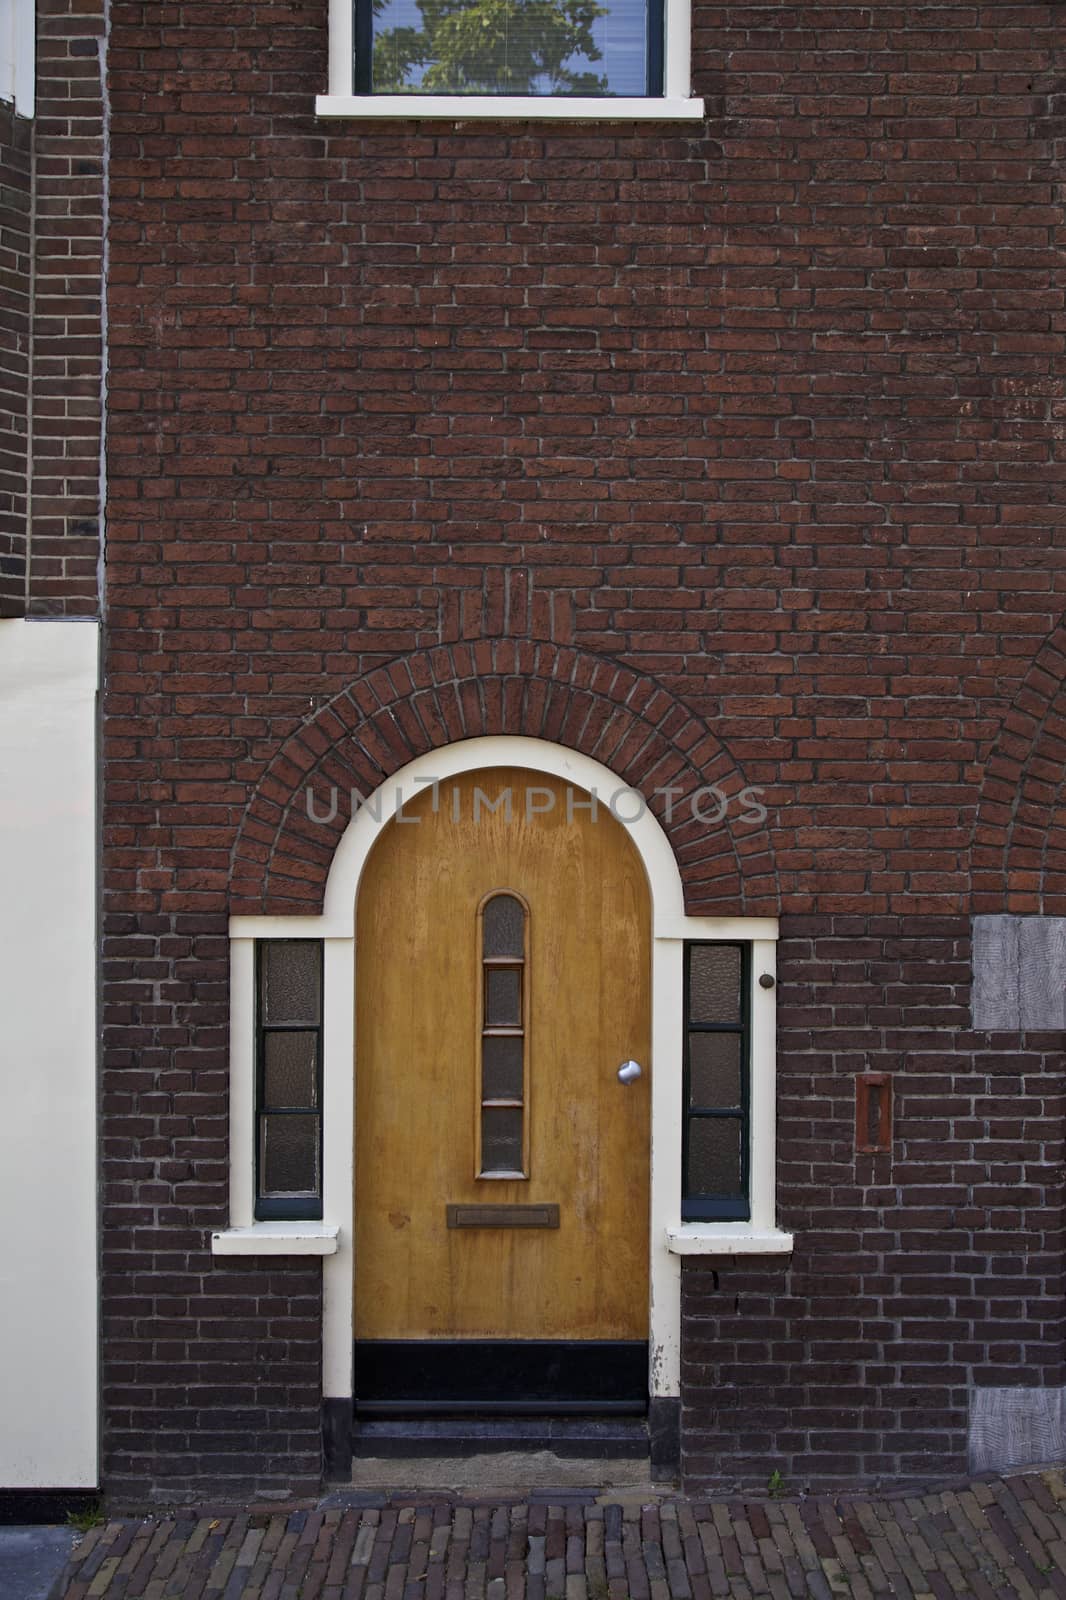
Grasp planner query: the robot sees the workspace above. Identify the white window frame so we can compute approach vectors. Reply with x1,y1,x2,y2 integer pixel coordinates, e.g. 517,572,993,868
214,736,791,1410
316,0,704,119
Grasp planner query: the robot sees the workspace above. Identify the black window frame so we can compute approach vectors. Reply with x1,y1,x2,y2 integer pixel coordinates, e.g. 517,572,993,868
681,940,751,1222
352,0,665,97
255,939,324,1222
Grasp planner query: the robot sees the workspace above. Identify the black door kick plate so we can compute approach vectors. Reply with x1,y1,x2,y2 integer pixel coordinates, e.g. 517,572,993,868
353,1340,649,1413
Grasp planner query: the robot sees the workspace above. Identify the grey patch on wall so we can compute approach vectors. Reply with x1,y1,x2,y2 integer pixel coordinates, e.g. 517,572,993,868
972,916,1066,1031
970,1386,1066,1474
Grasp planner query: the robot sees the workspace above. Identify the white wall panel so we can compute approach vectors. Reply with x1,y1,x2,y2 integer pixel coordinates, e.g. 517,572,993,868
0,619,98,1487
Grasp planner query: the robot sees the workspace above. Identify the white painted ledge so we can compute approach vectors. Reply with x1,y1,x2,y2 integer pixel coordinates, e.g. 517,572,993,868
316,94,705,121
666,1225,794,1256
211,1223,340,1257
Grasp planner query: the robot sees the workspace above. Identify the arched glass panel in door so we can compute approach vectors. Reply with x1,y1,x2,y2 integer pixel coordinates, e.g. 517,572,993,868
477,891,529,1178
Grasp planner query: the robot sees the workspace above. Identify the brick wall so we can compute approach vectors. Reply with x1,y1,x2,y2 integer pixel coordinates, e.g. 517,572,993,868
100,913,324,1501
101,0,1066,1495
28,0,107,614
0,1,105,616
682,915,1065,1491
103,1252,324,1500
0,99,32,615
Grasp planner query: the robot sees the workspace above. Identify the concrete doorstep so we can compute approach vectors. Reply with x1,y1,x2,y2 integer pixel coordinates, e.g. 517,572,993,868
348,1452,657,1492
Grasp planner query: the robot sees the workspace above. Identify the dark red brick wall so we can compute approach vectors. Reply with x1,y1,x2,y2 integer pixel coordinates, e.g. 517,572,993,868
0,2,106,617
0,99,32,615
104,1251,324,1500
101,0,1066,1495
30,0,107,614
682,914,1065,1491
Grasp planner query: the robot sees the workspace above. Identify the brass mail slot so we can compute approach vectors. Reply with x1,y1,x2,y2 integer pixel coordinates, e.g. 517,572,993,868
446,1203,560,1229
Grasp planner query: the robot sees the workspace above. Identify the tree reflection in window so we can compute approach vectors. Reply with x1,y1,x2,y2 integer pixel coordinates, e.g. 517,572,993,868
365,0,657,96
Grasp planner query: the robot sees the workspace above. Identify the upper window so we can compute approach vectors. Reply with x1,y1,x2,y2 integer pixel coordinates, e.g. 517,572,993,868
356,0,663,97
317,0,703,117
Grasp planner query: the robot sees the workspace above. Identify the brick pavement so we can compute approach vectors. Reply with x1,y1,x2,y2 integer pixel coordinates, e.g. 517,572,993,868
51,1470,1066,1600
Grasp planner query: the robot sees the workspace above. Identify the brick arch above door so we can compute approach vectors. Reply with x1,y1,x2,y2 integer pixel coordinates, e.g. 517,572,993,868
230,638,778,916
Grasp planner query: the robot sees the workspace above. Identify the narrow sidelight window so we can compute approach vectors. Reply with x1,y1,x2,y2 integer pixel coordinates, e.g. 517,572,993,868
477,892,529,1178
682,942,750,1221
256,940,324,1220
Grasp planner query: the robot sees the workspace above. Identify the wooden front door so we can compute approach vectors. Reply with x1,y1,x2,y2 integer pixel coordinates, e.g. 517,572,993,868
354,767,651,1410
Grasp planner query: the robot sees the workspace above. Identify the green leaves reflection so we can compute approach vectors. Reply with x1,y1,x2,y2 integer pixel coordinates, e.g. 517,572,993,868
373,0,609,95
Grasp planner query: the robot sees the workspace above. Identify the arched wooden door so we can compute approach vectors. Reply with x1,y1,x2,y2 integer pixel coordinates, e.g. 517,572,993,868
354,767,652,1411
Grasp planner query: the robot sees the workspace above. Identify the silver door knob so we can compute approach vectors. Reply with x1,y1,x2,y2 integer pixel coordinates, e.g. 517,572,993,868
617,1060,642,1084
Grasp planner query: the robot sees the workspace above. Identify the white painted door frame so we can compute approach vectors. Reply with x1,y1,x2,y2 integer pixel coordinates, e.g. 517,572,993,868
224,735,785,1403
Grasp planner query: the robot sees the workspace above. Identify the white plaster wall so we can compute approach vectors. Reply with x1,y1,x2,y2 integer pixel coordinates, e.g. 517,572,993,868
0,619,98,1487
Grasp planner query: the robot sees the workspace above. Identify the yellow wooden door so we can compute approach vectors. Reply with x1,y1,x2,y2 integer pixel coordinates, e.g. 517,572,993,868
355,767,651,1346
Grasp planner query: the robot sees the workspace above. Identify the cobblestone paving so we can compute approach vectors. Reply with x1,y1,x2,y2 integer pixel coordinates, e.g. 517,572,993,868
52,1470,1066,1600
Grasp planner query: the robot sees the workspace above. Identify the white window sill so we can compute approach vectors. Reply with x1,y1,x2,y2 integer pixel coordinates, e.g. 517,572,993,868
211,1222,340,1257
316,94,705,122
666,1224,794,1256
